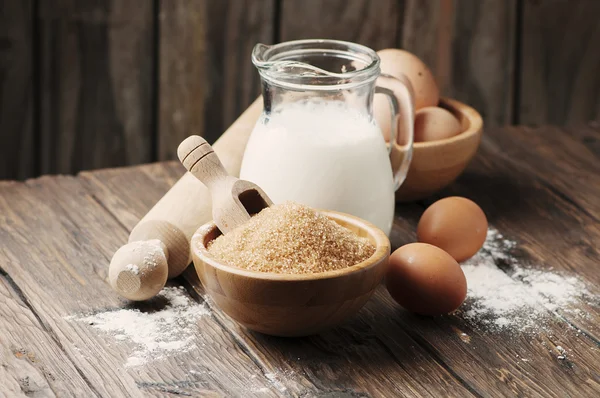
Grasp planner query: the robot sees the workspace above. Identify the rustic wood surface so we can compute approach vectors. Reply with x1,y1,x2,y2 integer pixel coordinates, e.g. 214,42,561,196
520,0,600,125
202,0,274,145
402,0,517,126
0,0,34,179
279,0,400,50
159,0,274,153
1,125,599,397
2,0,600,180
158,0,207,162
38,0,155,175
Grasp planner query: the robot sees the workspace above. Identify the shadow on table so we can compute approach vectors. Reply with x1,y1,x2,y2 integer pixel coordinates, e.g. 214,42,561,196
245,287,468,392
123,281,184,313
390,168,540,249
437,170,542,225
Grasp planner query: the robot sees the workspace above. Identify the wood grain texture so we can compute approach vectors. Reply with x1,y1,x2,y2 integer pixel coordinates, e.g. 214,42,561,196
203,0,274,144
0,177,289,397
158,0,206,161
3,0,600,180
402,0,517,126
450,125,600,303
38,0,154,175
449,0,517,126
388,131,600,397
0,271,96,397
0,0,34,180
279,0,401,51
520,0,600,125
0,178,145,397
3,123,600,396
564,122,600,159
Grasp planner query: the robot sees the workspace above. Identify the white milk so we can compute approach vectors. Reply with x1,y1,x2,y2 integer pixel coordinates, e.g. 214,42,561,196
240,100,395,235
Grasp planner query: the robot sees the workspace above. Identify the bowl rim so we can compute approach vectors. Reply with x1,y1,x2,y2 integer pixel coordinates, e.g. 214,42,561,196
412,97,483,148
191,209,390,282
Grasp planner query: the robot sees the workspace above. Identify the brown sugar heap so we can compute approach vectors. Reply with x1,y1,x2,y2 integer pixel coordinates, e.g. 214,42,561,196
207,202,376,274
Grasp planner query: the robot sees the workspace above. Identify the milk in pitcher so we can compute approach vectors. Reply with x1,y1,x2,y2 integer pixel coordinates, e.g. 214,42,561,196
240,99,395,234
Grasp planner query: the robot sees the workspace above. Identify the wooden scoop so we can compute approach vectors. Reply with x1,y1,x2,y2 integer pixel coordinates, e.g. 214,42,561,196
178,135,273,233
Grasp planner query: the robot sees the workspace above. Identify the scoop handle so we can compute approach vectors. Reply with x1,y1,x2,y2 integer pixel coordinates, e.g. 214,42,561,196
178,136,228,189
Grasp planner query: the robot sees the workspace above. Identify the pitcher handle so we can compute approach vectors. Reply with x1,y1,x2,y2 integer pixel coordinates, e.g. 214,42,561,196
375,73,415,191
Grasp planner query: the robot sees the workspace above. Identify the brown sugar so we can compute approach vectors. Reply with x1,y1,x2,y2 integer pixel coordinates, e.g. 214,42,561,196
207,202,375,274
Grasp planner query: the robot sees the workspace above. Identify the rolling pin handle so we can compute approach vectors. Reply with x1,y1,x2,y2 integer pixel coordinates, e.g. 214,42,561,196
108,240,169,301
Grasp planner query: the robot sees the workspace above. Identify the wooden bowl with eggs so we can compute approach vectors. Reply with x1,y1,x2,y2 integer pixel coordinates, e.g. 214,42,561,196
191,210,390,337
376,49,483,202
396,97,483,202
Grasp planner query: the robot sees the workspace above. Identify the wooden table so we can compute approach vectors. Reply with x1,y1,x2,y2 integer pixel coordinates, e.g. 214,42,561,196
1,125,599,397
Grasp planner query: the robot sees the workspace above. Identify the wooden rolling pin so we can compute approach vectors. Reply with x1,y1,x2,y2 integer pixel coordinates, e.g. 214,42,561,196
109,98,263,301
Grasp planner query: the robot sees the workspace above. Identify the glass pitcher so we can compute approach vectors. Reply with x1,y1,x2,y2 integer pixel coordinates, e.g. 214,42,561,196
239,39,414,235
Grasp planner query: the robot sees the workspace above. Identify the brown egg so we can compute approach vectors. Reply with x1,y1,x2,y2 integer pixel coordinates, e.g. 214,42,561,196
414,107,462,142
378,49,439,110
417,197,488,262
386,243,467,315
375,49,440,142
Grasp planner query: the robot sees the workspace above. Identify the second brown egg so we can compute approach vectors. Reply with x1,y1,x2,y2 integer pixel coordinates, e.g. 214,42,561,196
417,197,488,262
415,107,463,142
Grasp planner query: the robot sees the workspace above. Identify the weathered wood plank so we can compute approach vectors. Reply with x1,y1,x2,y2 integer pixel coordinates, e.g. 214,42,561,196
279,0,401,50
402,0,517,126
38,0,154,175
0,177,287,397
81,163,478,397
81,158,600,396
158,0,206,161
184,269,475,398
0,271,97,397
0,346,55,398
563,123,600,159
442,126,600,335
520,0,600,125
0,0,34,179
379,288,600,397
3,124,600,396
396,126,600,396
201,0,274,144
0,179,143,397
484,125,600,217
448,0,517,126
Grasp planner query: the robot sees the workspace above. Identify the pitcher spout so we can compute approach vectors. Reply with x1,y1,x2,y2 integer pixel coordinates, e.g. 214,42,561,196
251,43,272,69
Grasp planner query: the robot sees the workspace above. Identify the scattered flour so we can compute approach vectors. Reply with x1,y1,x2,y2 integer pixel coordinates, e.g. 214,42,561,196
68,286,208,367
556,345,567,360
125,264,139,275
460,228,595,333
264,372,288,393
127,239,166,269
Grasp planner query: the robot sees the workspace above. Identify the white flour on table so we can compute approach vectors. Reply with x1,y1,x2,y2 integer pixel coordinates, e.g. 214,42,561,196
68,286,208,367
65,229,595,373
460,228,596,333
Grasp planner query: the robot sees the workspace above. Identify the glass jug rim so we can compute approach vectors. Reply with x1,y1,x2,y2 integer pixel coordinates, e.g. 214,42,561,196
252,39,381,91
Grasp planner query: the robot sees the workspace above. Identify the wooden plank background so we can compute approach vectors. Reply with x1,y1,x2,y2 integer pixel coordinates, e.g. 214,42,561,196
1,0,599,180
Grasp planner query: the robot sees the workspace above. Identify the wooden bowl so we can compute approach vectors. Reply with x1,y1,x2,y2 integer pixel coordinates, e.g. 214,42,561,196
191,210,390,337
396,97,483,202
